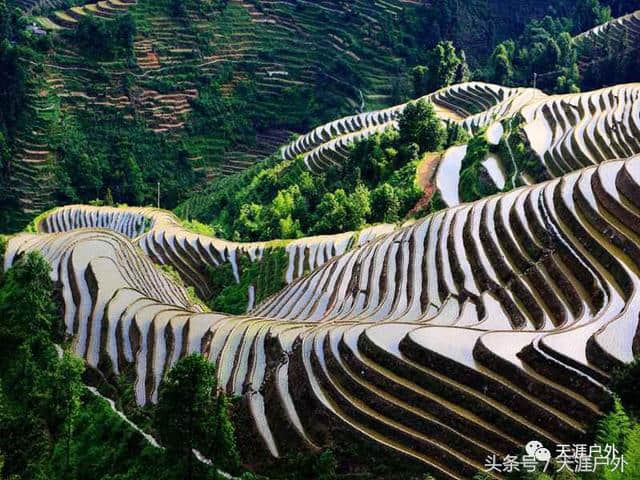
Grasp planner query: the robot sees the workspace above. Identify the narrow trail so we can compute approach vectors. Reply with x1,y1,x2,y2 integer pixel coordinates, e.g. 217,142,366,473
86,386,162,448
85,386,235,478
504,117,519,188
358,88,366,113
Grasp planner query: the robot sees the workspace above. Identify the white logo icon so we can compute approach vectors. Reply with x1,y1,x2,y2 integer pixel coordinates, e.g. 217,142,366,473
526,440,551,462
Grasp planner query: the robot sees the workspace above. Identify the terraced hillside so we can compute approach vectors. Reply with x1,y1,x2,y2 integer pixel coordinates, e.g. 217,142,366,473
37,205,396,301
5,0,469,233
282,82,640,211
3,61,63,229
11,0,435,185
36,0,138,29
274,6,640,176
575,9,640,60
4,0,638,236
37,0,412,113
281,82,543,172
10,0,75,14
436,83,640,207
5,154,640,478
3,1,640,474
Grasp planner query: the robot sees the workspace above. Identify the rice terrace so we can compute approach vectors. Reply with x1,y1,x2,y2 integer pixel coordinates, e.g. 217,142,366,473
1,1,640,479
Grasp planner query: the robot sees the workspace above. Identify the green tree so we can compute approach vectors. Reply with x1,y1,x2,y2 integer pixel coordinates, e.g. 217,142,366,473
312,185,371,235
211,394,240,471
313,449,337,480
57,150,106,202
0,0,10,43
398,100,446,154
178,121,433,242
0,40,27,132
115,14,136,50
595,400,633,452
4,347,84,478
485,15,581,93
111,155,144,206
0,253,84,480
574,0,611,33
48,353,84,476
611,359,640,418
279,449,336,480
0,252,57,355
74,15,114,58
0,405,50,480
104,187,114,206
268,185,304,239
412,41,467,96
155,354,239,479
489,41,515,85
235,203,265,240
411,65,428,97
455,50,471,84
72,14,136,60
612,426,640,479
590,401,640,480
370,183,400,223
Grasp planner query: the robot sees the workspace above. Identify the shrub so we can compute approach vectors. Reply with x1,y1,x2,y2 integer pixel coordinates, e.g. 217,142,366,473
72,14,137,60
611,359,640,419
155,354,240,475
208,247,287,314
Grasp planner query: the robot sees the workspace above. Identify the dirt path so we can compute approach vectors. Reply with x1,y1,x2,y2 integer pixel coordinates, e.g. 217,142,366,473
409,152,442,215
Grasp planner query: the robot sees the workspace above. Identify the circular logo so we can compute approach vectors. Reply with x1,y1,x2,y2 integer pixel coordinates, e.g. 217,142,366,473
526,440,551,462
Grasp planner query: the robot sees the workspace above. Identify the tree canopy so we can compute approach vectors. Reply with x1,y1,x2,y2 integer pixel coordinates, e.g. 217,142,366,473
71,14,137,60
0,253,84,480
177,99,451,241
411,41,469,97
155,353,240,478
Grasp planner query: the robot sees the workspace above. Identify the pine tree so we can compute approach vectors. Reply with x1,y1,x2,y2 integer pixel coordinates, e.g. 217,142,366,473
155,353,240,478
0,252,57,357
212,394,240,471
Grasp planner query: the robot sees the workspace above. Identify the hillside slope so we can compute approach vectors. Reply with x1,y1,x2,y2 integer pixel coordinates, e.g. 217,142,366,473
4,0,434,231
6,154,640,478
5,0,636,233
178,81,640,236
36,204,396,301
